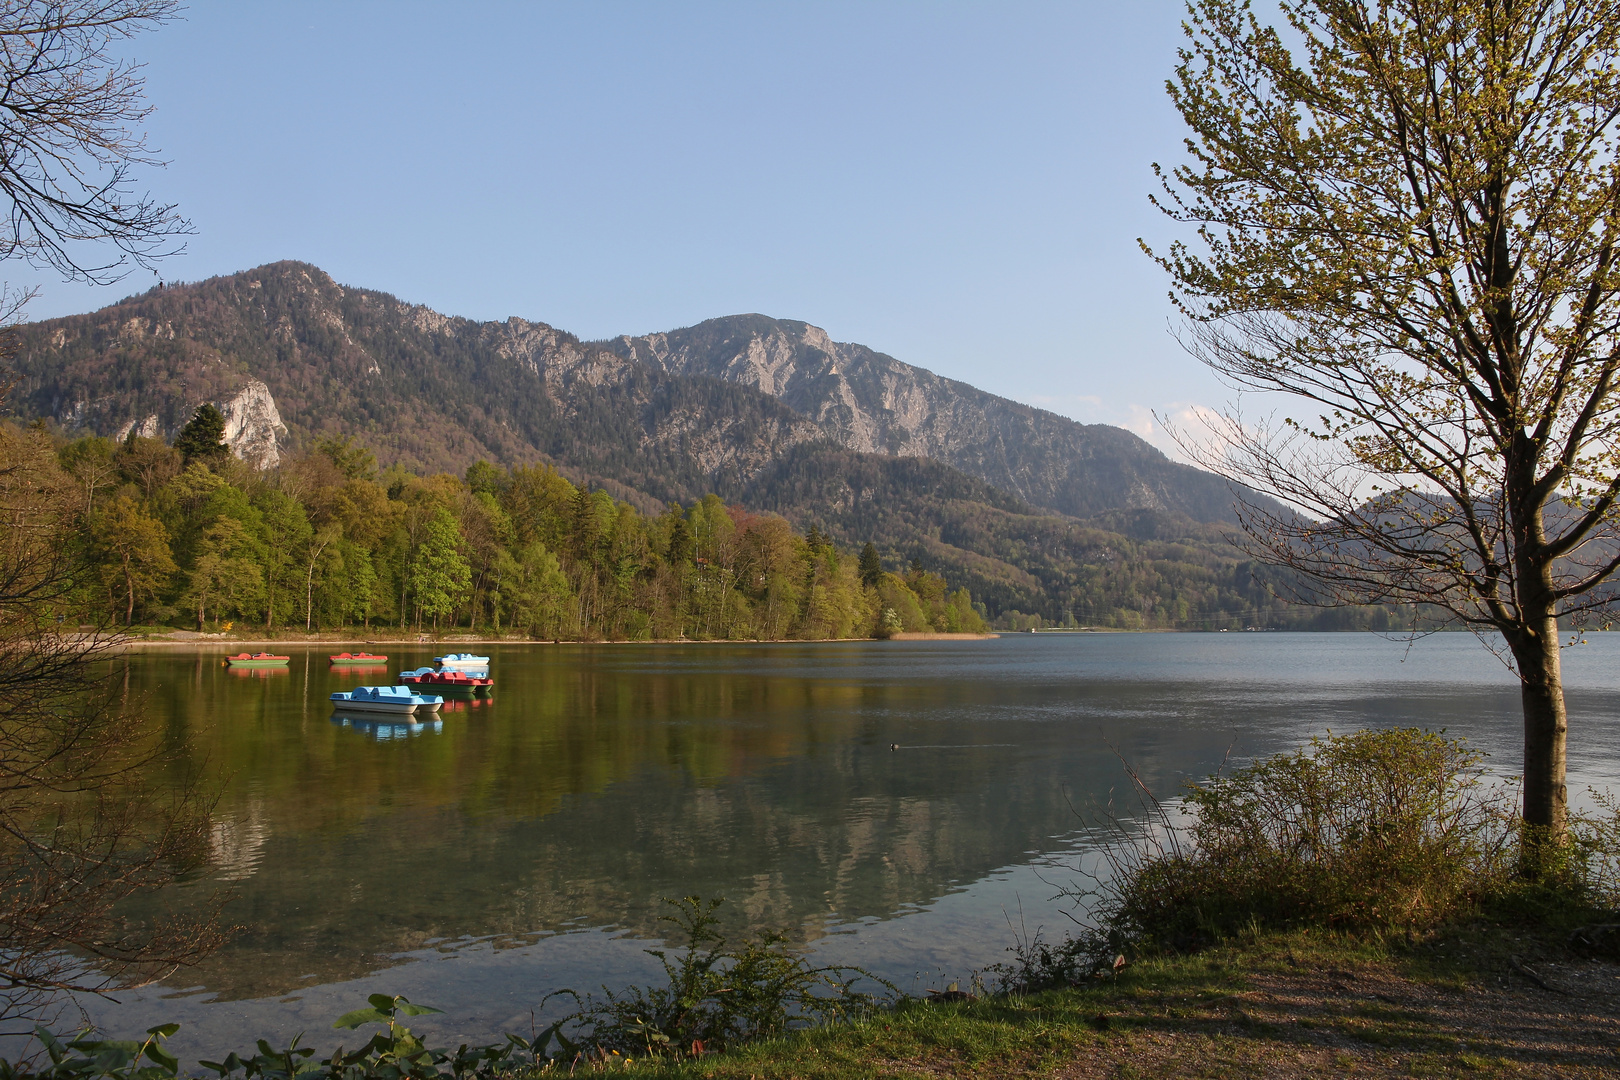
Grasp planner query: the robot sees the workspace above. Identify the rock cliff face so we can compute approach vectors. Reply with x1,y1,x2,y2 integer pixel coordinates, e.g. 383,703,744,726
608,315,1241,521
219,379,288,467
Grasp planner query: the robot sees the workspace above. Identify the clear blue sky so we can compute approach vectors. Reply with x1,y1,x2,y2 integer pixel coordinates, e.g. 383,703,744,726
27,1,1224,452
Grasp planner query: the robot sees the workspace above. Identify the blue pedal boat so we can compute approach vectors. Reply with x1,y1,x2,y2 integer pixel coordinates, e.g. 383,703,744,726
330,685,444,715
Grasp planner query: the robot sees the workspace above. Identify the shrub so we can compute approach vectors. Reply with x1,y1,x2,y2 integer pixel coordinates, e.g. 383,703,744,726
1574,789,1620,908
553,896,893,1059
1100,729,1519,950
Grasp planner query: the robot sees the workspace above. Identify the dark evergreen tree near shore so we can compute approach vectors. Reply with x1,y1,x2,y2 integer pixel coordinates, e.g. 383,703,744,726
858,542,882,588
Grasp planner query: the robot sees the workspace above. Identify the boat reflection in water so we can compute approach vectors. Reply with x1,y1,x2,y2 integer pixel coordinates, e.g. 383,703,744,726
328,664,389,677
226,665,290,679
437,696,493,713
330,712,445,739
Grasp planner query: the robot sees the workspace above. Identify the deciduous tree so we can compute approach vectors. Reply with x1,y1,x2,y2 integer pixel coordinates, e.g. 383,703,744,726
0,0,189,282
0,424,221,1024
1149,0,1620,857
91,491,173,623
409,506,471,630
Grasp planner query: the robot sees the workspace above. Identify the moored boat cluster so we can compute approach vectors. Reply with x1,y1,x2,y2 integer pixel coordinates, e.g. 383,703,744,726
221,650,495,722
328,652,492,716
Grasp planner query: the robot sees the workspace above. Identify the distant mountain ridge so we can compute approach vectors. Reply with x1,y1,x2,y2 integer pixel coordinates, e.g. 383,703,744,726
8,259,1243,527
10,262,829,511
603,315,1238,522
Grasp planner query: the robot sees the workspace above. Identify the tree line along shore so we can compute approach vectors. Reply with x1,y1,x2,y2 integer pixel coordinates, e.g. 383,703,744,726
11,407,990,642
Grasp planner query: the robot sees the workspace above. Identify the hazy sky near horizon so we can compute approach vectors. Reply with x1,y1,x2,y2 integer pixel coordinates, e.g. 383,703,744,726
27,1,1227,454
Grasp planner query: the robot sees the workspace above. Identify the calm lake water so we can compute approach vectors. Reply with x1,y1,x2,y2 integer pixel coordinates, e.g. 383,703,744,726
52,633,1620,1057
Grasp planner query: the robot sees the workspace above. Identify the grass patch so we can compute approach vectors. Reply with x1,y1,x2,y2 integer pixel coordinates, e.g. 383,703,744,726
584,927,1593,1077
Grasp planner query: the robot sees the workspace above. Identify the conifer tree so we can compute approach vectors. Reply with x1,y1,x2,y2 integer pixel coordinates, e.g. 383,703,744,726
858,542,883,588
173,403,229,464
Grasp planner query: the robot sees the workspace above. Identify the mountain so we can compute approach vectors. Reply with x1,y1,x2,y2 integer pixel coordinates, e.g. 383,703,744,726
604,315,1242,522
10,261,1247,524
9,262,827,512
1,261,1340,625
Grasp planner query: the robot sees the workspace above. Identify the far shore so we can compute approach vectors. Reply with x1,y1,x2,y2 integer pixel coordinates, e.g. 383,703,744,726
112,631,1000,650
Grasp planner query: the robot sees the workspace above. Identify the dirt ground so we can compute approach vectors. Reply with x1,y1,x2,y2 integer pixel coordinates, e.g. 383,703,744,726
1060,953,1620,1078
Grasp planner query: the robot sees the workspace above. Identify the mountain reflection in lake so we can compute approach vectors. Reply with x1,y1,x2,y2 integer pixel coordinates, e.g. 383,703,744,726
73,633,1620,1057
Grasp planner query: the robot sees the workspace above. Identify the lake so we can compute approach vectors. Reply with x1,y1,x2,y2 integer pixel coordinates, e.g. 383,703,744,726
46,632,1620,1058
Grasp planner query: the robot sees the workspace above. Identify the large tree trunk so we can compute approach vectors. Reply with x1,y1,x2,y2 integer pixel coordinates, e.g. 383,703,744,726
1510,613,1569,833
1504,438,1568,867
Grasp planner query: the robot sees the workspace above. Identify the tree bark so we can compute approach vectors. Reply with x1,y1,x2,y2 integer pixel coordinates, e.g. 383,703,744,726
1509,612,1569,848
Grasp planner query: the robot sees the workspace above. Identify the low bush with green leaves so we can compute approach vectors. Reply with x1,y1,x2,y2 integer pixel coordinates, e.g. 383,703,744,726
0,995,566,1080
1108,728,1519,948
550,896,893,1061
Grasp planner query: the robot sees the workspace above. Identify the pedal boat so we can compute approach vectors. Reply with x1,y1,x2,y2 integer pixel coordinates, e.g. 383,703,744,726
400,667,493,698
329,685,444,714
434,653,490,674
225,652,291,668
329,651,389,665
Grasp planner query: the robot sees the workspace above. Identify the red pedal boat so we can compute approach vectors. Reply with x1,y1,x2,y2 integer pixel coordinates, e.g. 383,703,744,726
329,651,389,665
225,652,290,668
399,667,493,698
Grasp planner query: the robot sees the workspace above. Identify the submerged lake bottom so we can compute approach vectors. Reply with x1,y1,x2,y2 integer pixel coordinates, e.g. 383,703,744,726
30,633,1620,1058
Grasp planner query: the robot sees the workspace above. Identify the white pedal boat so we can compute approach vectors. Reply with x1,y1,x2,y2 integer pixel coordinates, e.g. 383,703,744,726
434,653,490,674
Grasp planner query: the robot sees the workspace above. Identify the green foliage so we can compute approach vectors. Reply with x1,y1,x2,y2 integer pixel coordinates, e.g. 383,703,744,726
89,494,177,624
462,460,502,497
16,421,991,638
1,1025,184,1080
253,491,312,630
554,897,892,1059
857,542,881,588
312,435,377,483
0,996,565,1080
408,508,471,629
172,405,228,464
498,542,572,638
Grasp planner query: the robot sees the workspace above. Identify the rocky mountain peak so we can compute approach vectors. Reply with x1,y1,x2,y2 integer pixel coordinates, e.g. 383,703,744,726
607,314,1245,522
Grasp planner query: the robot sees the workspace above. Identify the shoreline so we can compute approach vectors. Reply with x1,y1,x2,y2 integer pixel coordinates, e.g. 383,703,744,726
113,632,1000,650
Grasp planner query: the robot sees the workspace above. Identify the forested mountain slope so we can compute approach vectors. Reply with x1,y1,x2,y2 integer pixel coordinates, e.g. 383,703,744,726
9,262,825,507
12,261,1251,524
4,261,1347,626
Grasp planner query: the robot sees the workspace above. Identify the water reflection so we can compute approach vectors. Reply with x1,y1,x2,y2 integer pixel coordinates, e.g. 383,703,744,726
226,666,289,679
438,698,493,713
86,634,1620,1055
331,713,448,740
